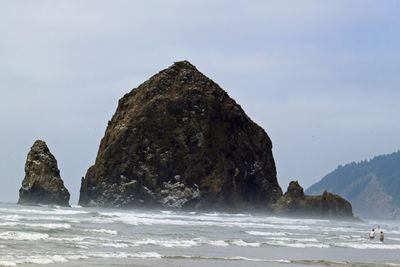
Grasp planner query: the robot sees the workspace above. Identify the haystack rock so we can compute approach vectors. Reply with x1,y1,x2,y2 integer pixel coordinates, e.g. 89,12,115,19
79,60,283,210
272,181,354,218
18,140,70,206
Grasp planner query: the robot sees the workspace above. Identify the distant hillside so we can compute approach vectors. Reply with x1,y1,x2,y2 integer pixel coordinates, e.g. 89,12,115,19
306,150,400,219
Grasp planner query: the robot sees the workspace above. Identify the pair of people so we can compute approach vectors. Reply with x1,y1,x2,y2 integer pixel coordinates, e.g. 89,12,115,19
369,229,384,242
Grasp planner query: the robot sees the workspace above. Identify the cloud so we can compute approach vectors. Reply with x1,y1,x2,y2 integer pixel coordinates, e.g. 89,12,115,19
1,0,399,201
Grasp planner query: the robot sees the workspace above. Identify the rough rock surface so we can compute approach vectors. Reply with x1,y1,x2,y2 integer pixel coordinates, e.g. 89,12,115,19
272,181,353,218
79,60,282,210
18,140,70,206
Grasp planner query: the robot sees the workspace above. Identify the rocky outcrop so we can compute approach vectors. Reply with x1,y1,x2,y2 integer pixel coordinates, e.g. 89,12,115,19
272,181,353,218
306,151,400,219
18,140,70,206
79,60,282,210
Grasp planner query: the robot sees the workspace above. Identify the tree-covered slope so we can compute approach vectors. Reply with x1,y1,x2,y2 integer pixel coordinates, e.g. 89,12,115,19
306,150,400,219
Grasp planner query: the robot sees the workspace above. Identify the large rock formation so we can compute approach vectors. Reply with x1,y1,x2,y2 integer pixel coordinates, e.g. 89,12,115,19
18,140,70,206
273,181,353,218
79,60,282,210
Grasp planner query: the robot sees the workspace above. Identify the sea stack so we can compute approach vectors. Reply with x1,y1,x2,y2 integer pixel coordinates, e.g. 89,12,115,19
79,60,283,210
272,181,353,218
18,140,70,206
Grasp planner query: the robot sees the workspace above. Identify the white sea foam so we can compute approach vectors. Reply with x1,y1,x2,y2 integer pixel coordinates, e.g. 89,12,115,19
0,222,18,227
2,203,400,266
85,228,118,235
4,208,87,215
117,237,232,248
99,212,305,229
48,236,87,242
265,236,319,243
101,242,129,248
167,255,291,263
0,214,22,221
230,239,261,247
266,240,329,248
263,216,329,225
228,256,267,262
246,231,287,236
87,251,162,259
0,260,16,266
22,255,68,264
0,255,69,266
334,242,400,250
202,212,221,216
207,240,229,246
64,254,89,260
0,222,71,229
161,210,173,214
27,223,71,229
133,238,199,248
0,231,48,241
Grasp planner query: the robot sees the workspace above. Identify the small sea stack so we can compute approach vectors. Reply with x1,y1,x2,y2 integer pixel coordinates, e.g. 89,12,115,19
272,181,353,218
18,140,70,206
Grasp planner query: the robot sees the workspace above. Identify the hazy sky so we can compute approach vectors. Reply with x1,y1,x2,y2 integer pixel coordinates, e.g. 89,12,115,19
1,1,399,203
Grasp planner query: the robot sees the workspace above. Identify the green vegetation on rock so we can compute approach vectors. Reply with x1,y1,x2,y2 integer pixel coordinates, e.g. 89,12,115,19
306,150,400,218
79,61,282,210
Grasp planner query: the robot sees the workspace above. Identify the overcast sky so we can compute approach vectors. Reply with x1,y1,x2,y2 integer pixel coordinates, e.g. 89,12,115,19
1,0,399,203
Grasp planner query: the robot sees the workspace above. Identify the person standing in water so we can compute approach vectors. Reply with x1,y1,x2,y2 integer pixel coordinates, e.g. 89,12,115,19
369,229,376,240
380,231,384,242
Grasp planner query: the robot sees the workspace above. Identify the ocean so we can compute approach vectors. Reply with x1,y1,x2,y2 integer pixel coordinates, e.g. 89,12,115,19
0,203,399,266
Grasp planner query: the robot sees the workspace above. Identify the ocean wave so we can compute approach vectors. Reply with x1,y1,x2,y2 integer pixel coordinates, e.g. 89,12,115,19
0,214,22,221
271,237,319,242
0,222,18,227
97,212,315,230
207,240,229,246
1,208,88,216
266,240,329,248
263,216,330,225
87,251,162,259
246,230,287,236
100,242,129,248
0,254,89,266
98,237,234,248
164,254,291,263
0,222,71,230
161,210,173,214
84,228,118,235
47,236,87,242
334,242,400,250
132,238,199,248
28,223,71,229
0,231,48,241
0,260,16,267
230,239,261,247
